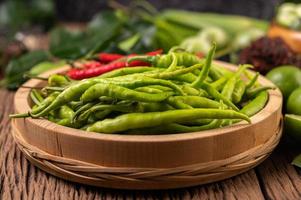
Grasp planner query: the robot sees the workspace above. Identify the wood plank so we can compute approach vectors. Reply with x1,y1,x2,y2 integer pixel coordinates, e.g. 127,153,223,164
256,139,301,200
0,89,264,200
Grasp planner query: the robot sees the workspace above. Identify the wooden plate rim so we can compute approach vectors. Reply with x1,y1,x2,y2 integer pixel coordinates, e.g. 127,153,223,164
14,61,283,142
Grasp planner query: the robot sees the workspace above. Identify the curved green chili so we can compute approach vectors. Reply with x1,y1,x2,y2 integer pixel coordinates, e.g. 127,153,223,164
48,74,71,87
232,80,246,104
98,67,156,78
81,83,173,103
171,96,220,108
246,72,259,90
87,108,250,133
165,96,193,109
240,91,269,117
191,43,216,87
29,77,185,118
125,119,222,134
200,82,239,111
147,63,203,80
211,77,227,91
127,52,202,68
221,64,251,101
245,86,274,99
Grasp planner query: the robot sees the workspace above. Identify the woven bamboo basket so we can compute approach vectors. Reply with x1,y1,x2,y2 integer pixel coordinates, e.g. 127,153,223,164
11,61,283,190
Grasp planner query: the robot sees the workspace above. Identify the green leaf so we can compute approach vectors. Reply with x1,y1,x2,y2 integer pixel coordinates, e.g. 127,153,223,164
0,0,55,32
129,25,158,53
29,60,66,75
292,154,301,168
88,10,122,32
118,33,141,52
49,11,123,59
0,0,30,29
4,50,50,90
49,28,85,59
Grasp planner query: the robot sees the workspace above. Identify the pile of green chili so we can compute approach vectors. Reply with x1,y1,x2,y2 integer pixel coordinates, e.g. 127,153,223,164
10,44,273,134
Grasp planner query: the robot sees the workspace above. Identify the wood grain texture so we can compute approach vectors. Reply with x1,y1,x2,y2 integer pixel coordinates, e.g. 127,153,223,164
0,88,265,199
256,139,301,200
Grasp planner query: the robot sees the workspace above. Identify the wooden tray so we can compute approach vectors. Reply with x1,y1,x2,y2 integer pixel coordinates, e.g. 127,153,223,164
11,61,283,190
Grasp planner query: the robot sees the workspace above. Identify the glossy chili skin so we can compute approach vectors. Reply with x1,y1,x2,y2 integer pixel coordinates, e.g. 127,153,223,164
87,108,250,133
68,50,163,80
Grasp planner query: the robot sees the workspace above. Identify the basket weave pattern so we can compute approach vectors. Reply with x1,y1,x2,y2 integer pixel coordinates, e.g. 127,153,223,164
12,121,282,184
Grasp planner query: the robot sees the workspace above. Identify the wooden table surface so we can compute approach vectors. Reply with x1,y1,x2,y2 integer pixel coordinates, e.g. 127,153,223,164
1,89,301,200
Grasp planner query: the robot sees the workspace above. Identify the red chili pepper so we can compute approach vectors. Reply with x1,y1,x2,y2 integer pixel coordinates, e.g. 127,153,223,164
68,50,163,80
127,60,150,67
98,53,124,63
146,49,163,56
123,50,162,66
98,49,163,63
83,61,102,69
68,61,151,80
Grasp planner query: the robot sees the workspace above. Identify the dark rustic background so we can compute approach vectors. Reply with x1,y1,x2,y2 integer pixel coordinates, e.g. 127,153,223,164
55,0,283,22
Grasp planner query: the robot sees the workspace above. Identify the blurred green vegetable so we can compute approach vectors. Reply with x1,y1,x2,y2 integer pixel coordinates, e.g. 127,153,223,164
157,9,268,56
0,0,55,33
49,11,123,59
232,28,265,50
1,50,51,89
180,26,229,54
29,60,66,75
276,3,301,30
161,10,268,35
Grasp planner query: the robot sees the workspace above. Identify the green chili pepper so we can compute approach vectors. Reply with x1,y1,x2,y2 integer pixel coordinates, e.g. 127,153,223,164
48,74,71,87
245,86,274,99
125,119,223,135
147,63,203,80
72,102,96,123
232,80,246,104
135,87,163,94
166,52,178,71
139,102,174,112
87,108,250,133
172,73,197,83
181,84,208,97
28,77,185,118
58,105,74,119
94,109,112,120
200,82,239,111
81,83,173,103
191,43,216,87
78,102,142,122
221,64,251,101
222,90,269,127
57,118,72,126
171,96,220,108
179,119,213,126
166,96,193,109
127,52,201,68
30,89,43,106
240,91,269,117
98,67,156,78
246,72,259,90
106,77,186,95
10,92,60,118
211,77,227,91
148,85,173,91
